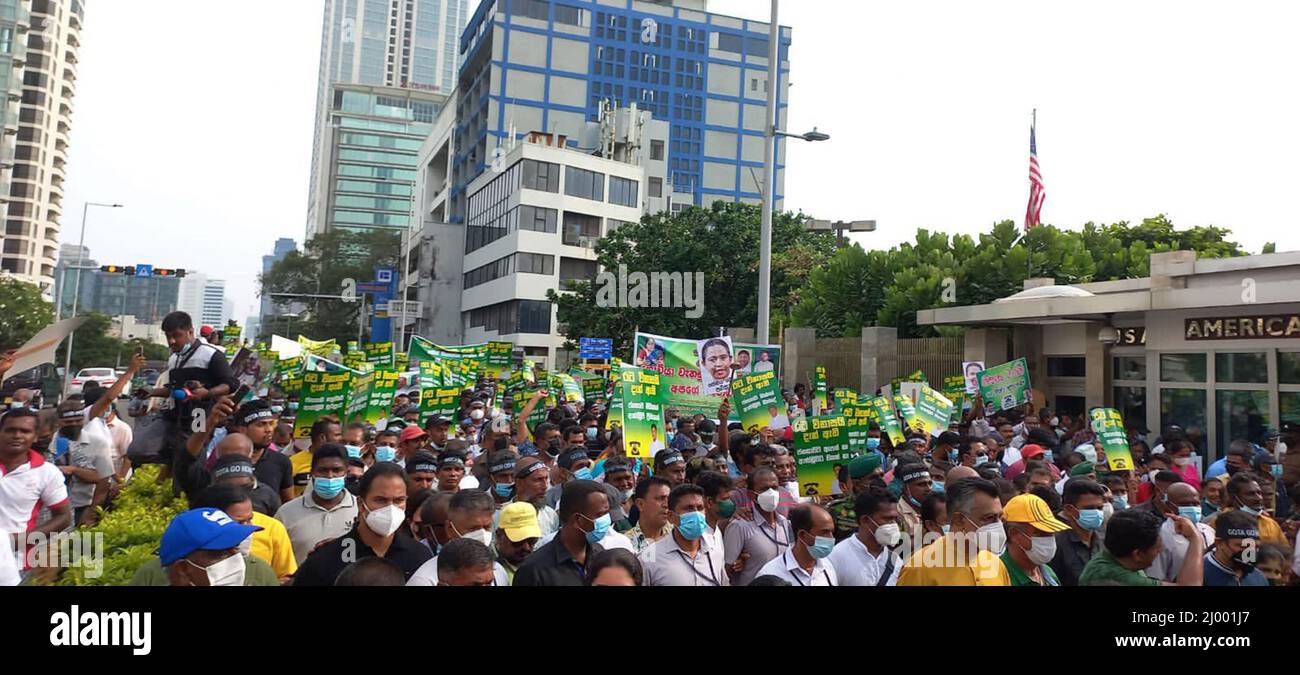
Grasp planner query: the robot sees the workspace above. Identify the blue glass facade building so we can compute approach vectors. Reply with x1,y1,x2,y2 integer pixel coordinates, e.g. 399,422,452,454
451,0,790,222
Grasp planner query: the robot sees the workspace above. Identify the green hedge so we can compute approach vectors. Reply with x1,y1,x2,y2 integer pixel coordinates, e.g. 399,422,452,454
53,465,186,587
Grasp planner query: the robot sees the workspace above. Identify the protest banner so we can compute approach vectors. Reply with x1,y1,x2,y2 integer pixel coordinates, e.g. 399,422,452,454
364,342,395,368
812,365,828,410
793,415,852,499
344,370,374,423
868,395,906,446
364,369,400,424
962,361,986,394
893,394,922,436
913,386,955,437
580,374,607,403
619,366,665,459
976,358,1032,412
1089,407,1136,471
696,336,735,397
223,324,241,345
840,396,875,449
486,341,513,377
298,336,337,359
729,370,785,434
293,369,353,440
632,331,780,419
833,388,858,409
549,372,583,403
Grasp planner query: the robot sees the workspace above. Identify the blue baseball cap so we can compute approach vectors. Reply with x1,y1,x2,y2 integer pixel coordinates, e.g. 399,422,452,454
159,508,262,566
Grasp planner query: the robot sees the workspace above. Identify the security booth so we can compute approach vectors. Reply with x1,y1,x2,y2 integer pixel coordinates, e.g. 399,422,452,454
916,250,1300,464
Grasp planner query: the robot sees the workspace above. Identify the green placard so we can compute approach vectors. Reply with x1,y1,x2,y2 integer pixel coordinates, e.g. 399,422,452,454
841,396,875,450
942,375,968,425
581,376,607,403
813,365,828,409
364,369,400,424
792,415,852,499
730,370,785,435
893,394,922,436
868,395,905,446
913,385,955,438
364,341,395,368
1089,407,1135,472
486,341,513,377
632,331,780,420
293,369,354,440
620,366,665,460
976,358,1032,413
344,370,374,423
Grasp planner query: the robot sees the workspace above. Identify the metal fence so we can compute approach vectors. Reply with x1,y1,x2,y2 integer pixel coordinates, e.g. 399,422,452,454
894,336,966,385
817,338,862,391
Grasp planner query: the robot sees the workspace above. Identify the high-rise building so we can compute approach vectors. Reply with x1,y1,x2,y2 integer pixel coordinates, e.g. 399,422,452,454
259,236,296,316
451,0,791,222
305,0,469,240
52,244,183,325
177,272,227,329
0,0,83,293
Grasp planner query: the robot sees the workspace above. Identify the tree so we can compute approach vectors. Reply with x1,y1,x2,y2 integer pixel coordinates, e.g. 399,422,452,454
548,201,835,354
791,216,1253,338
0,277,54,349
259,229,400,343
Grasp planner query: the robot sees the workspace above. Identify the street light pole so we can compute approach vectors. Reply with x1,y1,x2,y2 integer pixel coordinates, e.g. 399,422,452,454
756,0,780,346
63,202,123,396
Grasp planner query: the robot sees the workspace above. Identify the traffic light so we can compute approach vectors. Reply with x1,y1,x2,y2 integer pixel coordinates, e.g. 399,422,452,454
96,265,186,277
153,268,185,277
100,265,129,274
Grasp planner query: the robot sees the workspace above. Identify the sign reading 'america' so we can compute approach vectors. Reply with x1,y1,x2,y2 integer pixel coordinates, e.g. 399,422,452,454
1185,315,1300,340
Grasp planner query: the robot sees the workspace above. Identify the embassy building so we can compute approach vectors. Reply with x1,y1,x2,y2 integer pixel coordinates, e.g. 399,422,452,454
917,249,1300,464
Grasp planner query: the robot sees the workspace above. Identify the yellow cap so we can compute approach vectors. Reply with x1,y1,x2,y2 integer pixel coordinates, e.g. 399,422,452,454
1003,494,1070,533
499,501,543,542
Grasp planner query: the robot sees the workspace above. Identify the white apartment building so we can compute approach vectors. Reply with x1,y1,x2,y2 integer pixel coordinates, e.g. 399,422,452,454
177,272,227,329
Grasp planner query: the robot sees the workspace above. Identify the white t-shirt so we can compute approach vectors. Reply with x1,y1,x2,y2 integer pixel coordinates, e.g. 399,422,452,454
0,451,68,538
1146,518,1216,582
0,530,20,586
406,555,510,586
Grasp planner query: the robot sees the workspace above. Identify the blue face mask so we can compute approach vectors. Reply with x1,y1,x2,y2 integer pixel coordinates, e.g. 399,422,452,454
1270,464,1283,478
677,511,708,541
974,455,989,467
802,533,835,560
494,481,514,498
585,427,598,441
313,476,346,499
345,445,363,459
867,437,881,451
1076,508,1105,531
941,524,951,534
1177,504,1202,524
947,449,959,463
1113,495,1129,511
574,467,594,481
1043,450,1054,464
931,481,945,494
288,402,299,412
582,513,612,544
375,446,397,463
667,432,676,444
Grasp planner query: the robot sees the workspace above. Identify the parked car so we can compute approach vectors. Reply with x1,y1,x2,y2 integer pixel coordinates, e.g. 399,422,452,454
68,367,117,396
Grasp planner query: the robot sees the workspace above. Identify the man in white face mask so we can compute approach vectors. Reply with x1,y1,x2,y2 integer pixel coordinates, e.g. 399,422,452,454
291,463,432,585
999,493,1070,586
898,477,1012,586
828,486,904,586
134,507,275,587
722,467,791,586
407,489,510,585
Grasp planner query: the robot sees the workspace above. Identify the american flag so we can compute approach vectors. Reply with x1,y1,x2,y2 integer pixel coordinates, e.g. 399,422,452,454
1025,122,1045,230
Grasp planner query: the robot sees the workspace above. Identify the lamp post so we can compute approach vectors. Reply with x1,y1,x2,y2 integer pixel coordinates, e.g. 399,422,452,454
756,0,828,345
63,202,123,395
805,219,877,246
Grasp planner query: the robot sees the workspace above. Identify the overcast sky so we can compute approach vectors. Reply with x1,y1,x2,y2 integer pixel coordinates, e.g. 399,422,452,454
64,0,1300,320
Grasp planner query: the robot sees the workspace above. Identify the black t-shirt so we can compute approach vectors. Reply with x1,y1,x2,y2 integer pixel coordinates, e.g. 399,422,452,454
292,527,432,586
248,482,281,517
162,341,237,422
252,448,293,496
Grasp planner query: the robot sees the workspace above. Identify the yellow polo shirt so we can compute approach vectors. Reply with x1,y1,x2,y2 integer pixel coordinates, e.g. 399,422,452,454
897,534,1011,587
1204,509,1287,546
251,511,298,579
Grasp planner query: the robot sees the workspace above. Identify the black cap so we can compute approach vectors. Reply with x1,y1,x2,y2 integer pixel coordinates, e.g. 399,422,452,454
437,451,467,469
937,431,962,447
487,451,517,475
697,419,717,435
425,415,451,428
